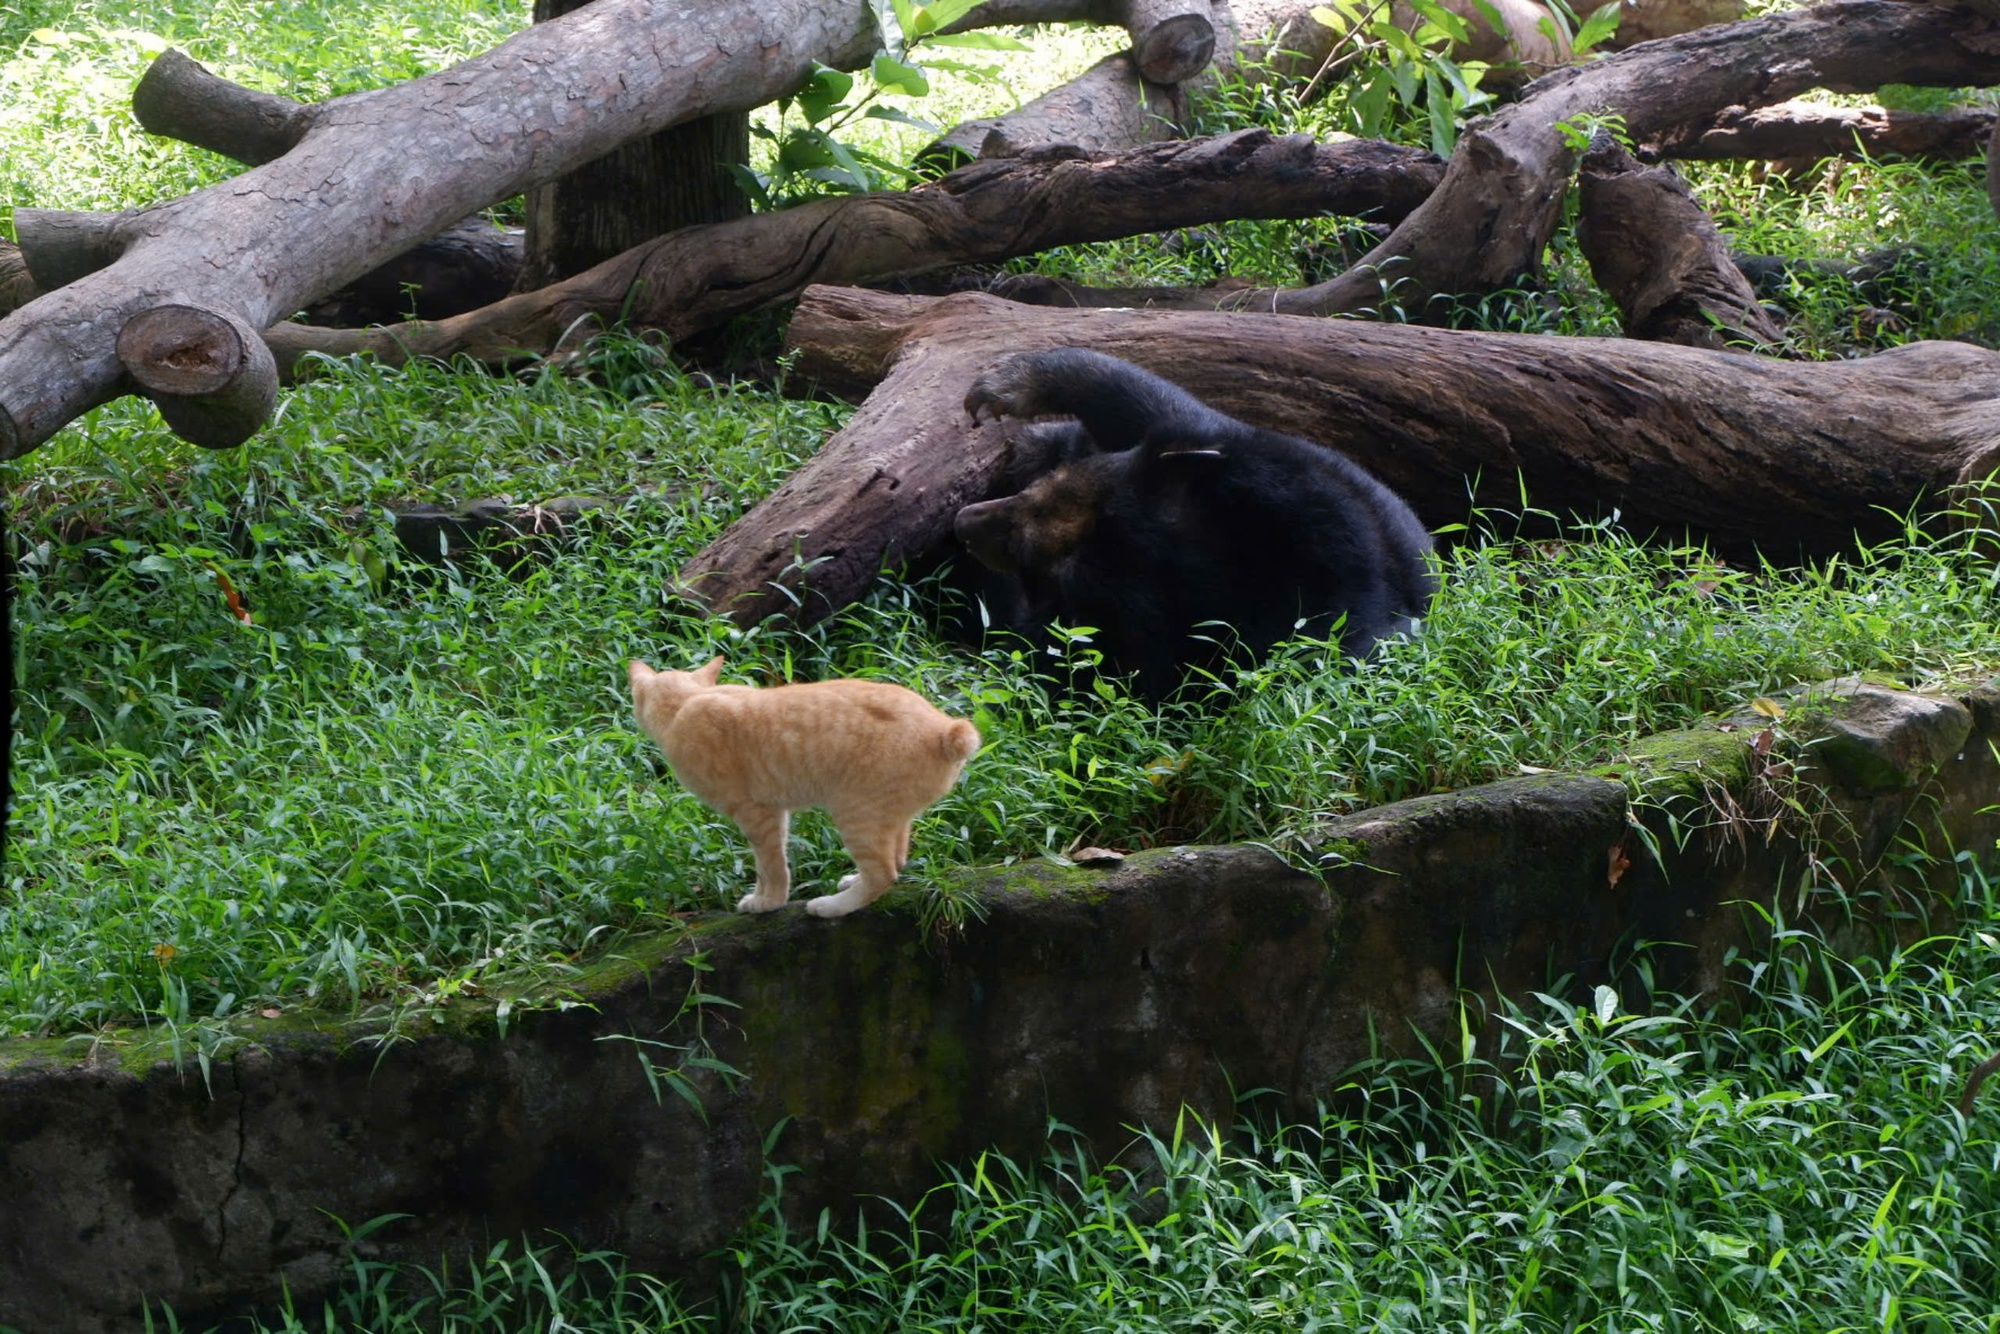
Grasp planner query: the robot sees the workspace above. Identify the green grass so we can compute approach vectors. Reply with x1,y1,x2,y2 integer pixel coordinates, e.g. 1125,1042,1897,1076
7,351,1997,1039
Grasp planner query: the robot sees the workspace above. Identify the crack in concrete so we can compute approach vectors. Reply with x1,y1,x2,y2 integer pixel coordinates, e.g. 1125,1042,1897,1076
213,1053,248,1264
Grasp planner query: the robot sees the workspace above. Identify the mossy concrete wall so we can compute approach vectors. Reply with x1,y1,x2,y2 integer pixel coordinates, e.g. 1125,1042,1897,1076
2,677,1995,1333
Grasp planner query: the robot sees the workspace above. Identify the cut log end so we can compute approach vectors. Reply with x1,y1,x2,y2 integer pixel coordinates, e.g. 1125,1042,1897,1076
116,303,279,447
1133,12,1217,84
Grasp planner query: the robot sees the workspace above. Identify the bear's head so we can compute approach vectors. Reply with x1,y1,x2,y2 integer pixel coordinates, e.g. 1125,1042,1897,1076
954,456,1118,575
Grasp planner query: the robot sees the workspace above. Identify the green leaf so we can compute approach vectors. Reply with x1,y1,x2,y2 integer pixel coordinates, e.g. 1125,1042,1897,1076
915,0,982,35
872,52,930,97
778,129,840,171
1351,67,1393,137
796,64,854,125
1405,0,1470,44
1427,74,1456,157
1573,0,1623,53
925,29,1030,49
725,162,773,209
1372,19,1427,62
864,104,942,132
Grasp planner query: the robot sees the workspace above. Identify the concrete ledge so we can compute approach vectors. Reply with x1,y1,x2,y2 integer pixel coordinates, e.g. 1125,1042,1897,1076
2,675,1995,1332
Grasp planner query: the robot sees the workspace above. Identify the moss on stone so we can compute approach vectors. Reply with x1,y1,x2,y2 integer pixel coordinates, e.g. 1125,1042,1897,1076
1609,726,1755,810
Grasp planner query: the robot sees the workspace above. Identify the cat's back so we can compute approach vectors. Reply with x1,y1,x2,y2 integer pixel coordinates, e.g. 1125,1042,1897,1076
671,676,976,796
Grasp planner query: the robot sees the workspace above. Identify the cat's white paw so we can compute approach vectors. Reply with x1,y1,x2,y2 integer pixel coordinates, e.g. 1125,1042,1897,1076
837,874,860,892
807,891,862,919
736,892,787,913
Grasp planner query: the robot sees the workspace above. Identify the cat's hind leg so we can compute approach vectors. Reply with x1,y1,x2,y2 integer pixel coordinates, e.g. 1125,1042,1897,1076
731,805,793,913
808,820,906,919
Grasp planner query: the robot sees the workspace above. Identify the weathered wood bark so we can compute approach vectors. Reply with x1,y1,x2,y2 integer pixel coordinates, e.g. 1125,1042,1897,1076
1574,135,1783,347
516,0,751,291
517,113,750,290
1603,0,1745,46
919,52,1191,166
1657,99,2000,165
0,242,37,317
678,287,2000,627
130,46,312,164
0,0,1119,458
126,52,525,325
1128,0,1218,82
258,132,1443,372
114,304,278,448
1094,2,2000,321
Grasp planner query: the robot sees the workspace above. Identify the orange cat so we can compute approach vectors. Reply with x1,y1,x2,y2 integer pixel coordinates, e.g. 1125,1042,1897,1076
629,656,981,919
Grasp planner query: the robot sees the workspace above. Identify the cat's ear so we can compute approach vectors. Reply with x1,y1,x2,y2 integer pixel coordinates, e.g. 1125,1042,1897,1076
696,655,725,684
627,660,654,687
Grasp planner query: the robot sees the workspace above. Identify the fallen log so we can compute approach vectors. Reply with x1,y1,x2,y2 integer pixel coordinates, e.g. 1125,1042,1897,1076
1655,99,2000,165
256,131,1443,372
677,286,2000,627
917,52,1191,166
1027,2,2000,321
0,0,1117,458
1574,135,1783,348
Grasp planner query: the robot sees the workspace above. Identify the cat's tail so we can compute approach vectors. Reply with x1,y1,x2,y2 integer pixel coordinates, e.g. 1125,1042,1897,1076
938,718,981,766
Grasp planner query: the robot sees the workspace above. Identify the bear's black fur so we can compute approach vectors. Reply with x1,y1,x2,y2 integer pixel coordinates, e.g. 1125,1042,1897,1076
951,348,1436,700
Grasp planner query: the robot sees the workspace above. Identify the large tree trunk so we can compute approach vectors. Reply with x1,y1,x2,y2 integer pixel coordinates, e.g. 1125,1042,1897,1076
677,286,2000,627
516,0,751,291
0,0,1116,458
257,132,1442,372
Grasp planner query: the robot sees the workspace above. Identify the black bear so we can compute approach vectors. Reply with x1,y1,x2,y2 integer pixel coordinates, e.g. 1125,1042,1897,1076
951,347,1436,700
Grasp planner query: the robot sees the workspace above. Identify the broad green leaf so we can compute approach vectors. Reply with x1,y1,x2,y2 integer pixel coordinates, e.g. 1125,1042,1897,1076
1427,71,1455,157
1469,0,1509,36
926,29,1031,49
873,52,930,97
1372,19,1427,61
796,64,854,124
1389,52,1422,103
1574,0,1623,52
1406,0,1470,44
864,104,942,132
915,0,983,35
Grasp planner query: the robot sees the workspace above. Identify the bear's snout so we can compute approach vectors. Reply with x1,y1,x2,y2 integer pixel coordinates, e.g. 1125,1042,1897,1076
953,499,1017,573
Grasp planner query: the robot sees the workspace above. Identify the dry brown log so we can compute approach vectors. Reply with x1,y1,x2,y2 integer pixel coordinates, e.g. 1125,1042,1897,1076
0,242,37,318
258,131,1442,372
0,0,1121,458
130,46,313,164
1657,99,2000,165
1128,0,1220,82
678,286,2000,627
920,52,1191,166
1040,2,2000,322
1602,0,1745,47
933,0,1215,82
1574,135,1783,347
